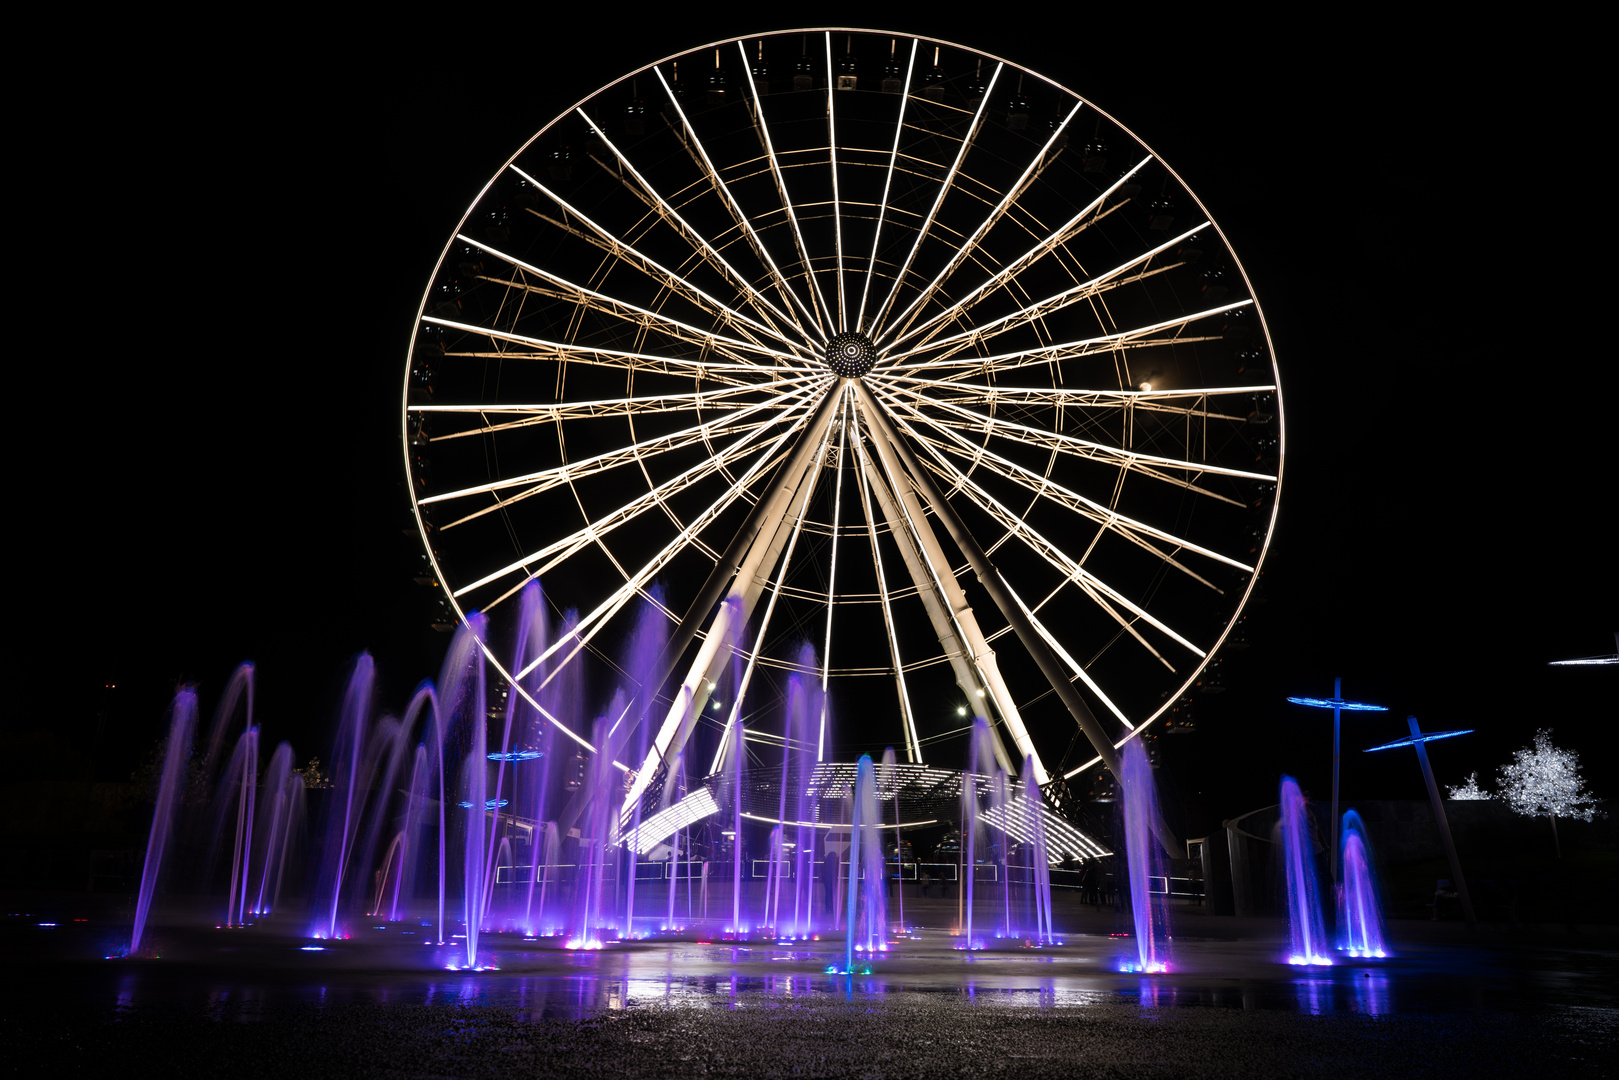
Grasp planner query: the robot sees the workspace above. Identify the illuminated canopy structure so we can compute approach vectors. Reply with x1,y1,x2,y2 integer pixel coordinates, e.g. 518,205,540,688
403,30,1284,823
622,762,1108,859
1549,632,1618,666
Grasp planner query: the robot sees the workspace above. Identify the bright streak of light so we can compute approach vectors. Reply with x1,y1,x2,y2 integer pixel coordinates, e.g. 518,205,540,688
1364,730,1473,752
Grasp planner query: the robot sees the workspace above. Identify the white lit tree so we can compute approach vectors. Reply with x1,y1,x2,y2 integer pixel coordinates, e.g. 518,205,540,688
1497,729,1600,856
1446,771,1490,800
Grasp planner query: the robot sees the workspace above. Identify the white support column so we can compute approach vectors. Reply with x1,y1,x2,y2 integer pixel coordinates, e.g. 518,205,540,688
620,386,842,815
855,381,1119,782
850,427,920,763
853,395,1019,776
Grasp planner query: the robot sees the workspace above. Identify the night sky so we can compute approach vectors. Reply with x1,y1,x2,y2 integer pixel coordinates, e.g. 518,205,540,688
40,15,1611,831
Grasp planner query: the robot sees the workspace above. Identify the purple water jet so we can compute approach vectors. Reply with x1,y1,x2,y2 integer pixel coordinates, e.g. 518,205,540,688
1120,739,1171,972
836,754,886,972
129,688,198,957
1337,809,1389,957
1279,775,1331,965
1020,754,1056,946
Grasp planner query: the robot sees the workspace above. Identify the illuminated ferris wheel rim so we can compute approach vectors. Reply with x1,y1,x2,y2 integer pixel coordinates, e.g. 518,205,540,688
401,28,1286,794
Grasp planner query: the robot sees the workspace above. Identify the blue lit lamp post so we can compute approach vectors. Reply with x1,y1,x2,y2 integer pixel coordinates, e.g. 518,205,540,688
1286,678,1388,883
1365,719,1477,932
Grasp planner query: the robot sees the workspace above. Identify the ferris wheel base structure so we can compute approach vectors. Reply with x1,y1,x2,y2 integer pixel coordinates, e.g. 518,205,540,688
622,762,1113,864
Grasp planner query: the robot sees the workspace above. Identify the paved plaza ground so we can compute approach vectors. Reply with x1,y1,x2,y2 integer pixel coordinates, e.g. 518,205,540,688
4,894,1615,1078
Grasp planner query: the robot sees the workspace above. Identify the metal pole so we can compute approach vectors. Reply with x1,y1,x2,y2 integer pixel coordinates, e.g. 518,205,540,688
1408,716,1476,932
1331,676,1341,886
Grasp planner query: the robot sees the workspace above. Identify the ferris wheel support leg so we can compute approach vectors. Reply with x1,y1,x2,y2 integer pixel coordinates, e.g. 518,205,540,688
618,387,843,816
854,397,1016,776
854,382,1122,783
850,434,921,764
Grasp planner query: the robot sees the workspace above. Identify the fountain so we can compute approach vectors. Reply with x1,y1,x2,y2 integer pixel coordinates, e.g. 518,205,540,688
119,585,1110,972
1278,776,1332,965
127,689,197,957
1119,739,1171,972
1337,810,1389,957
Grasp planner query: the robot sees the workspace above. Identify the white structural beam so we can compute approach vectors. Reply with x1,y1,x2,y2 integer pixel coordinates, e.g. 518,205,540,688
824,32,847,332
867,62,1005,338
452,233,804,366
507,164,807,358
735,40,835,337
881,156,1153,354
443,382,825,602
882,223,1211,367
576,107,806,341
855,37,917,335
414,381,810,440
882,99,1084,344
618,385,845,814
885,403,1202,670
854,380,1122,782
709,406,835,774
882,379,1275,483
854,391,1023,778
874,381,1252,583
652,67,826,342
817,386,852,758
421,391,799,509
849,415,921,763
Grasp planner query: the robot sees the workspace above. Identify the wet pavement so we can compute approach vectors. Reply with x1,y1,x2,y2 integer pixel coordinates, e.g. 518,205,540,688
4,903,1615,1078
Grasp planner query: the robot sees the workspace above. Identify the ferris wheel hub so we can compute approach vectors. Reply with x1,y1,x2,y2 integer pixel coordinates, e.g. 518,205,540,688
824,332,877,377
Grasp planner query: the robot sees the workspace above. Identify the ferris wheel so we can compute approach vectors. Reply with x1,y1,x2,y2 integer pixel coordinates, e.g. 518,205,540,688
403,29,1283,801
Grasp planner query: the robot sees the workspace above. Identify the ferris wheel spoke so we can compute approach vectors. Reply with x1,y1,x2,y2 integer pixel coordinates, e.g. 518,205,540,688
881,100,1084,345
874,385,1252,583
508,164,810,357
412,381,812,441
823,33,848,332
855,393,1028,777
577,107,810,342
867,61,1005,340
997,574,1135,732
426,315,812,387
816,385,853,759
848,401,921,763
882,380,1275,486
447,381,829,601
734,40,836,339
421,407,794,518
878,376,1270,422
624,386,847,806
854,36,918,335
451,234,803,366
884,331,1230,382
881,156,1153,354
714,399,835,772
648,71,829,342
886,410,1201,668
882,222,1212,367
